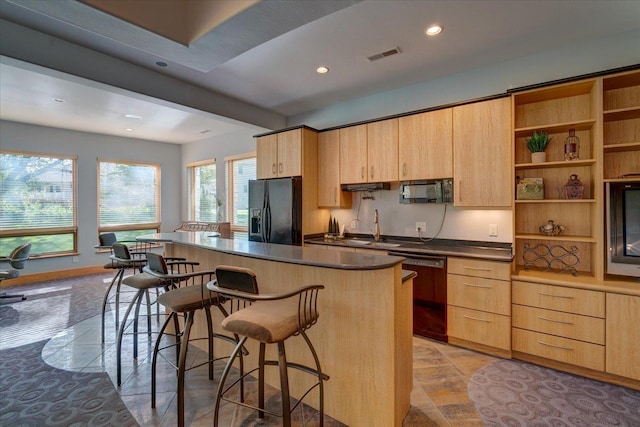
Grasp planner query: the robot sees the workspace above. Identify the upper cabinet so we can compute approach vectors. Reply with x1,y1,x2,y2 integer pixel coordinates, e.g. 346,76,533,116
367,118,399,182
256,128,303,179
602,70,640,182
339,124,368,184
318,129,351,208
339,119,399,184
399,108,452,181
453,97,512,207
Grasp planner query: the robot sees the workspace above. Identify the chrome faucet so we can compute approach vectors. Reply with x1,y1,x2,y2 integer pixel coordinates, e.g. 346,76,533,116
373,209,381,242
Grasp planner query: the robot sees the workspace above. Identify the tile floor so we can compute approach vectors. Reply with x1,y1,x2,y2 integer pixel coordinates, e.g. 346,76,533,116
38,291,497,426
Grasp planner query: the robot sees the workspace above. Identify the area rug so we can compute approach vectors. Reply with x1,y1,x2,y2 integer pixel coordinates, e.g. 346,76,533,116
0,273,139,426
0,339,138,427
468,358,640,426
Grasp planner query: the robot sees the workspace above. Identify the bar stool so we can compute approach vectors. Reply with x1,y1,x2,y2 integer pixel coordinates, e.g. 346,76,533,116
115,245,198,386
143,253,246,427
207,265,328,427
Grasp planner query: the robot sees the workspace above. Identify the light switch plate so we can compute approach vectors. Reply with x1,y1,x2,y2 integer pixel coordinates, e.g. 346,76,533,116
489,224,498,237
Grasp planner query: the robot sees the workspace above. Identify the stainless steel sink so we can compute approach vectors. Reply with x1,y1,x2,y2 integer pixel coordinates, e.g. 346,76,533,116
369,242,401,248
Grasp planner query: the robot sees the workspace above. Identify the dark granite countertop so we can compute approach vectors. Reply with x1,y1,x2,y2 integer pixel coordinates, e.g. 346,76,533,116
305,234,513,262
138,232,405,270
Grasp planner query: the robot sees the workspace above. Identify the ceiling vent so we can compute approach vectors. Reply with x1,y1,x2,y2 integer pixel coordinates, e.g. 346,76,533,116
367,47,401,62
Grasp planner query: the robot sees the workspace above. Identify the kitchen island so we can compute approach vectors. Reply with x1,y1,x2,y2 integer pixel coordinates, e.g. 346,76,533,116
139,232,413,427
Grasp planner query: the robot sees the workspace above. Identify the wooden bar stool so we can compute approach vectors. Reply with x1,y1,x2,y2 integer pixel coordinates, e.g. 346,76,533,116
207,265,328,427
143,253,245,427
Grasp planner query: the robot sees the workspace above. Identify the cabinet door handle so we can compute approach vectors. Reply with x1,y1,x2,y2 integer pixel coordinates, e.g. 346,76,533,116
402,163,407,177
361,166,365,179
464,283,492,289
537,292,574,299
537,340,573,351
463,267,491,272
334,187,337,204
272,163,276,174
458,180,462,203
370,166,374,179
538,316,574,325
463,315,491,323
278,162,283,173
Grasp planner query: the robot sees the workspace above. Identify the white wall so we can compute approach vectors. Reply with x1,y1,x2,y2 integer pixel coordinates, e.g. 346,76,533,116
287,29,640,244
0,120,182,274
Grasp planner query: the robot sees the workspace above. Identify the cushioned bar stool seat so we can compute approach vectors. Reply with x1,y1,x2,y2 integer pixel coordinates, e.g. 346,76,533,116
144,253,244,427
207,265,328,427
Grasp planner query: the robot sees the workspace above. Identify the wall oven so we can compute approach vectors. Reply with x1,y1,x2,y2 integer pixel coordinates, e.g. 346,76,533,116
606,181,640,278
390,252,447,341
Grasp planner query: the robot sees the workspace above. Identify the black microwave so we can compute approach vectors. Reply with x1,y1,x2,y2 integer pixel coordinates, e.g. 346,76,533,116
606,181,640,278
399,178,453,204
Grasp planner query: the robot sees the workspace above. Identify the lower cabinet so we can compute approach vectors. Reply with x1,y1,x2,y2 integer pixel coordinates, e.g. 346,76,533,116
447,257,511,355
512,280,605,371
606,293,640,381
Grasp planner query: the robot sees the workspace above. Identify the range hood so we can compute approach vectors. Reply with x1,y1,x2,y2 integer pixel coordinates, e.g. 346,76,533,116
341,182,390,192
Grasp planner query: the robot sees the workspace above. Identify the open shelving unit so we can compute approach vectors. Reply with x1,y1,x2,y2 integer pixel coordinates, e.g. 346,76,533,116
602,70,640,183
512,78,601,279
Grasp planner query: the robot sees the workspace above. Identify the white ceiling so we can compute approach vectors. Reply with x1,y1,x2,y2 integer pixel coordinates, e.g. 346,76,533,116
1,0,639,144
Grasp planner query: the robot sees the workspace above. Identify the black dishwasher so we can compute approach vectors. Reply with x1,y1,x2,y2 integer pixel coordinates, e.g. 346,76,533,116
390,252,447,342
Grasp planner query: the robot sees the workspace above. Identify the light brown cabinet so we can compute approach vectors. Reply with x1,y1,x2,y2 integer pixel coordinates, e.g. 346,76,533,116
339,119,398,184
602,70,640,181
606,293,640,381
512,79,601,278
256,128,303,179
453,97,512,207
398,109,452,180
447,257,511,355
367,118,399,182
512,280,605,371
317,130,351,208
339,124,368,184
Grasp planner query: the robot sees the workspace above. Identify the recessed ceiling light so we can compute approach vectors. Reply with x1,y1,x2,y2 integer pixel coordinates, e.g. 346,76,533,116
316,66,329,74
125,114,143,120
155,61,168,67
125,128,134,132
52,98,65,103
425,25,442,36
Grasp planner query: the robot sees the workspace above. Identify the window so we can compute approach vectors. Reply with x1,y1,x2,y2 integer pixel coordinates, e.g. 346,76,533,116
187,160,218,222
0,150,77,256
98,160,160,240
225,153,256,231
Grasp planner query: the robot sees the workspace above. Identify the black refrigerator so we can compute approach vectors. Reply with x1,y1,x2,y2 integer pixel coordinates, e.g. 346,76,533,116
248,177,302,245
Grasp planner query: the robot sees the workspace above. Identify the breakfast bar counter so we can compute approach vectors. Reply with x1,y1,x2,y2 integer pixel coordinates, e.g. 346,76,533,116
139,232,413,427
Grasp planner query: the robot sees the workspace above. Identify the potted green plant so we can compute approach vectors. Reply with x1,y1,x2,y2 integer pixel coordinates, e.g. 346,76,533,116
526,131,552,163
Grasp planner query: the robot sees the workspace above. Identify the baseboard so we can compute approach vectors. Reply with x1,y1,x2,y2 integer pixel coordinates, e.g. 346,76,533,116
448,337,512,359
0,265,106,287
512,351,640,391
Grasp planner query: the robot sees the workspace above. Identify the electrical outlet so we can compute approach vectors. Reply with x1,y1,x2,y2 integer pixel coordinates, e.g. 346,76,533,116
72,256,79,263
416,222,426,232
489,224,498,237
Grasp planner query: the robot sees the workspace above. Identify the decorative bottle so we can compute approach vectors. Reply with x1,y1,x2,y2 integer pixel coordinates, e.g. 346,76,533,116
564,174,584,199
564,128,579,161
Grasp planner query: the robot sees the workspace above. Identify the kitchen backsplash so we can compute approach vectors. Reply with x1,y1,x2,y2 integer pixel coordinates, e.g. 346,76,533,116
329,183,512,243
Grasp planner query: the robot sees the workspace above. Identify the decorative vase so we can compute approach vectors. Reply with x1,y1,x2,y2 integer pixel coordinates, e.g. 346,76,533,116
531,152,546,163
564,174,584,199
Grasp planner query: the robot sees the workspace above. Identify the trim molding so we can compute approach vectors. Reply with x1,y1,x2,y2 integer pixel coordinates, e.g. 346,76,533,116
0,265,106,287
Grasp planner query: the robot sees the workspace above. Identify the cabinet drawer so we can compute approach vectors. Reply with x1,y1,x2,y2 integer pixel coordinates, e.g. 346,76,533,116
447,306,511,350
512,328,604,371
448,257,511,281
512,281,604,318
512,304,604,345
448,274,510,315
